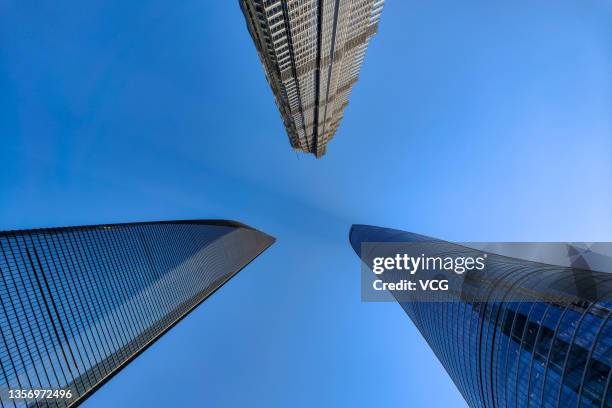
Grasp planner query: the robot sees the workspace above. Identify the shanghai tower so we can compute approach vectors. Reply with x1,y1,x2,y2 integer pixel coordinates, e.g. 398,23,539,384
0,220,274,407
350,224,612,408
239,0,384,158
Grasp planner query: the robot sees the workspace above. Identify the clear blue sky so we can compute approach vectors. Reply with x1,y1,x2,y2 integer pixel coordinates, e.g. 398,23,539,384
1,1,611,407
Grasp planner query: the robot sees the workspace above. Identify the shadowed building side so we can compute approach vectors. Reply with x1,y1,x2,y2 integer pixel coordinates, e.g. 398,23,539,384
349,224,612,408
0,220,275,408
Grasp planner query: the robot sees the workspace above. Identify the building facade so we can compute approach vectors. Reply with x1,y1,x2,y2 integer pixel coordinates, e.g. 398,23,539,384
349,224,612,408
239,0,384,157
0,220,275,407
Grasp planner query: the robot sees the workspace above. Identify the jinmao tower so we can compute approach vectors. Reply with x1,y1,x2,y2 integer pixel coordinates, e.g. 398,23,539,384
0,220,274,407
350,224,612,408
239,0,384,158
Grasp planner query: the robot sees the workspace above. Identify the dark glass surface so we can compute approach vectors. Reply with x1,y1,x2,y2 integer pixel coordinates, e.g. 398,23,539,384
350,224,611,408
0,220,274,407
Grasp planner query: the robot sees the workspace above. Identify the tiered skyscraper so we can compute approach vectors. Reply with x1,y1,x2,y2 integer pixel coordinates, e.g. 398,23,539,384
0,220,274,407
239,0,384,158
350,224,612,408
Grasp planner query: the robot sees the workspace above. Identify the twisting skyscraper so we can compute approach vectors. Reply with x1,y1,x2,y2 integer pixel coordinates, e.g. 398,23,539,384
0,220,274,407
350,224,612,408
239,0,384,157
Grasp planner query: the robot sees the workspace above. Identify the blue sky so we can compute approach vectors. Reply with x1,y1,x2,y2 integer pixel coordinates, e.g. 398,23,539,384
1,1,611,407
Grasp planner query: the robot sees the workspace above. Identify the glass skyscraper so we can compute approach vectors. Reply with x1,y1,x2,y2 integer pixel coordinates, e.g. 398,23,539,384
239,0,384,157
350,224,611,408
0,220,275,407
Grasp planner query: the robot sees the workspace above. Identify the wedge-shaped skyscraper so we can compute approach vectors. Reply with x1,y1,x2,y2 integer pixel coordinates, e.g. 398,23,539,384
0,220,274,407
350,224,612,408
239,0,384,157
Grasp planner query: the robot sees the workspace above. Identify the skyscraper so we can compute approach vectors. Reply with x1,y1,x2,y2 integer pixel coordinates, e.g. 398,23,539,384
349,224,612,408
0,220,275,407
239,0,384,158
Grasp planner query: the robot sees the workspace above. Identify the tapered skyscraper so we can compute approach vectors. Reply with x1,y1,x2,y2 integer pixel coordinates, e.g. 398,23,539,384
0,220,274,407
350,224,612,408
239,0,384,158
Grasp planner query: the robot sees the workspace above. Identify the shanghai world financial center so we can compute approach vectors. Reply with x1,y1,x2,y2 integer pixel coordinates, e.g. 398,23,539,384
0,221,275,407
